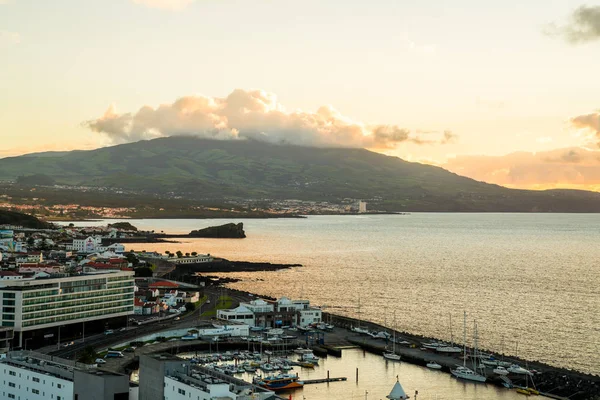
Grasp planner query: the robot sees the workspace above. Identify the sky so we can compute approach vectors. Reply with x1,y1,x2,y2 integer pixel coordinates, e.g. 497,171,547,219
1,0,599,190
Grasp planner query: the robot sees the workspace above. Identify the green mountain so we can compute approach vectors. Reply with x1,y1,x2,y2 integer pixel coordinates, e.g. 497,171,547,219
1,136,600,212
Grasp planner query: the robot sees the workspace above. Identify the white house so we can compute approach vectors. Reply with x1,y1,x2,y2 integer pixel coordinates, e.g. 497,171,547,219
216,306,255,326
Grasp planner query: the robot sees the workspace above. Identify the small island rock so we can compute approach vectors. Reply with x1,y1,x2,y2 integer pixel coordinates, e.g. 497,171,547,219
189,223,246,239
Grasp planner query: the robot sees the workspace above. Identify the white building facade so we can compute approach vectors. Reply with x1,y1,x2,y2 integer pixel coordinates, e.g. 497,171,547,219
0,271,135,346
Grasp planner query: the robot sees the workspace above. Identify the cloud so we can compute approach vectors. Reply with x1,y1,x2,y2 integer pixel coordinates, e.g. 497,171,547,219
0,31,21,47
444,147,600,191
85,89,456,149
570,110,600,144
132,0,195,11
546,5,600,43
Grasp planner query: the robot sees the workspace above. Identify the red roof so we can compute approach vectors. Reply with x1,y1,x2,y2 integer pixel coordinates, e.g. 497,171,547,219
0,271,21,276
149,281,179,289
134,298,144,307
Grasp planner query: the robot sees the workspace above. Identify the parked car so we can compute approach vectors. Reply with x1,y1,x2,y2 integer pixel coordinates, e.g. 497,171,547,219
124,347,136,353
104,330,114,335
174,317,180,321
119,327,127,332
95,358,106,364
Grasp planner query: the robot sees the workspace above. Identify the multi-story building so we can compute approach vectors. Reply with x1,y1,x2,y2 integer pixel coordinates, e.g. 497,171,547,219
0,270,135,346
217,297,322,328
139,354,273,400
0,350,136,400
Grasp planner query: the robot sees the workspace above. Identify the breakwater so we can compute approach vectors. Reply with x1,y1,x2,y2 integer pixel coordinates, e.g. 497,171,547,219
324,313,600,400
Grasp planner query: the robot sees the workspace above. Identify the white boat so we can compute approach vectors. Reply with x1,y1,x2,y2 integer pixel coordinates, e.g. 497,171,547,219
300,353,319,363
383,312,401,362
450,312,486,383
493,366,509,375
351,326,371,335
375,331,392,340
436,346,463,354
507,364,533,375
293,348,313,355
426,361,442,370
383,352,402,361
451,366,487,382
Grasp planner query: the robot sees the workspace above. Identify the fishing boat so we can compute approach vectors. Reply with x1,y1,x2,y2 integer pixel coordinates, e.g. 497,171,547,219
450,312,486,383
516,388,531,396
426,361,442,370
253,374,304,391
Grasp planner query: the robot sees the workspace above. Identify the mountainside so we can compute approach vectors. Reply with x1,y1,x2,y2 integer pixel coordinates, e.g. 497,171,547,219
0,210,51,229
1,136,600,212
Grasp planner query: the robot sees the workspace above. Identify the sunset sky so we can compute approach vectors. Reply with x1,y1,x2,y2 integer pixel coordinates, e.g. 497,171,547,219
1,0,599,190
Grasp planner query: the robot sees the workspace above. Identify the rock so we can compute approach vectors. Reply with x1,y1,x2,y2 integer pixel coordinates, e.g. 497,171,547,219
189,223,246,239
108,221,138,231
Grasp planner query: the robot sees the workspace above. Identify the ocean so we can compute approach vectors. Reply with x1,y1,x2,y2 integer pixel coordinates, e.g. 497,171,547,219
70,214,600,375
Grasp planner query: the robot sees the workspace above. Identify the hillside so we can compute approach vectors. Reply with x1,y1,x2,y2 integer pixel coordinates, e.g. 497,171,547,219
1,136,600,212
0,210,51,229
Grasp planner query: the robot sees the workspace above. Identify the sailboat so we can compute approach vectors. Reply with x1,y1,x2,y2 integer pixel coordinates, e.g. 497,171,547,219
436,313,462,354
383,312,401,361
450,312,487,383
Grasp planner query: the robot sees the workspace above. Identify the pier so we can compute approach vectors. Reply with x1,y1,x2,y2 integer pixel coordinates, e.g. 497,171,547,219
303,377,347,384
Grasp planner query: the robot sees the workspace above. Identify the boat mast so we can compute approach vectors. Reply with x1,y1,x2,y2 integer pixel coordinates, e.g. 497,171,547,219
463,311,467,368
450,313,454,347
393,311,396,354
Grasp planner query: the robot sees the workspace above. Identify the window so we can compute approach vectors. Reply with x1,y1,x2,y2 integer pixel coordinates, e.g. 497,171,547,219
57,383,62,388
9,371,15,376
8,383,14,387
8,394,15,399
32,389,40,394
32,377,39,382
178,388,186,395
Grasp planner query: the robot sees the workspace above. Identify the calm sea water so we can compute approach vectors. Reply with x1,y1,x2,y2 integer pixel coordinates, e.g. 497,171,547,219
175,348,528,400
70,214,600,375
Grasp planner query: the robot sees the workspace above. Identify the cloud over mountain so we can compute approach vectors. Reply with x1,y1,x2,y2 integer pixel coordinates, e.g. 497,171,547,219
546,5,600,43
85,89,455,149
444,147,600,191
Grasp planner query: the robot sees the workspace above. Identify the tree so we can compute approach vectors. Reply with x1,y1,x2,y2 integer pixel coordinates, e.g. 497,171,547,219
26,236,35,248
185,302,196,313
39,237,49,251
191,252,197,256
77,346,98,364
185,252,190,257
135,267,153,277
125,253,139,267
176,250,183,258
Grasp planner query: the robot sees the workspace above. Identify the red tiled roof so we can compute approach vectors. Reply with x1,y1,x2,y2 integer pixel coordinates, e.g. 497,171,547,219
0,271,21,276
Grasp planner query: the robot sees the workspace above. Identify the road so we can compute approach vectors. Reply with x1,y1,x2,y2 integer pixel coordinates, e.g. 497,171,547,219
38,287,251,359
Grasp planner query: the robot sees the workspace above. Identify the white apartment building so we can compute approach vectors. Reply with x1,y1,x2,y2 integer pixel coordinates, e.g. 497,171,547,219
0,270,135,346
169,254,213,264
67,237,125,254
1,355,74,400
164,371,272,400
0,351,136,400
